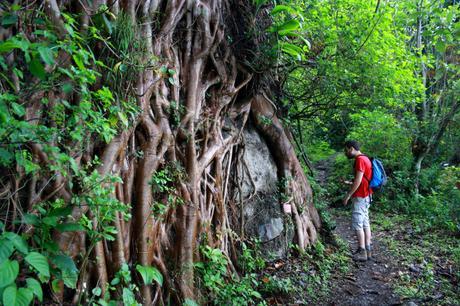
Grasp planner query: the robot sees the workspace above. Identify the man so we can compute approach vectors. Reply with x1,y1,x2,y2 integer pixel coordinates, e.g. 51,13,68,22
343,140,373,261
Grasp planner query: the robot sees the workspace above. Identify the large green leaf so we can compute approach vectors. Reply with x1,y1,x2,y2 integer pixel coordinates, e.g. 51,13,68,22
55,223,85,232
2,285,17,305
271,5,295,15
26,278,42,302
1,14,18,26
62,269,78,289
52,255,78,289
22,214,39,226
37,46,55,66
277,19,300,36
136,265,163,286
122,288,137,306
52,255,78,273
16,288,33,306
28,56,46,80
0,41,20,53
280,42,304,60
3,285,34,306
0,148,13,165
4,232,28,254
51,279,61,295
42,216,58,226
0,239,14,265
0,259,19,288
72,54,85,70
24,252,50,278
10,102,25,117
48,206,72,218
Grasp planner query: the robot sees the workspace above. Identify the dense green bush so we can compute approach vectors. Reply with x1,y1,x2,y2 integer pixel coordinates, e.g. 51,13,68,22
194,246,264,305
347,109,413,170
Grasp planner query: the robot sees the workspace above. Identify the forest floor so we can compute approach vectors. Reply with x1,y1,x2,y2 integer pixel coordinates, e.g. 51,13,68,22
260,157,459,305
325,209,402,306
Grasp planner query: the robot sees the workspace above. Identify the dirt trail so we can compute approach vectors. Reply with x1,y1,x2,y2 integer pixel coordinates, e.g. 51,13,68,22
314,157,403,306
328,212,402,305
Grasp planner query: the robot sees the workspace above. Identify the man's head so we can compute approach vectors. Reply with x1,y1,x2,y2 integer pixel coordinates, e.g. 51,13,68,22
344,140,361,159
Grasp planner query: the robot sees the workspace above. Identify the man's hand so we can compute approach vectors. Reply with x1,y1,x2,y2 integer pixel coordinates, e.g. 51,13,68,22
343,194,351,206
344,170,363,205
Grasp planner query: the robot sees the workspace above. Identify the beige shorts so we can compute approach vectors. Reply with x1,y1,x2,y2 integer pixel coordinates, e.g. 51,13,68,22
351,196,371,230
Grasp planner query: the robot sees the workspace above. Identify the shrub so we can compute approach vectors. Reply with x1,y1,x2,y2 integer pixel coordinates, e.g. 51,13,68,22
194,246,264,305
348,109,412,171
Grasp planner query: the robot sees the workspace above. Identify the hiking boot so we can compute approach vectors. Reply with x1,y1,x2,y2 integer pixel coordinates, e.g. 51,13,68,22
353,248,367,262
366,245,372,260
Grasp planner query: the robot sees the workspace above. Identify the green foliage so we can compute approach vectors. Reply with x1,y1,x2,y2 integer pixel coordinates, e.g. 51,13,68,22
373,212,460,304
195,246,264,305
411,166,459,232
89,263,154,306
0,8,140,177
347,110,412,170
3,285,34,306
303,240,350,301
308,171,337,231
0,224,73,305
322,154,352,201
24,253,50,279
257,115,273,126
0,260,19,288
183,298,200,306
268,3,310,61
260,275,294,295
135,264,163,286
307,141,335,163
239,241,266,274
78,170,130,242
89,263,163,306
282,0,423,127
0,6,142,304
395,264,436,300
260,238,350,303
372,165,460,232
149,164,185,218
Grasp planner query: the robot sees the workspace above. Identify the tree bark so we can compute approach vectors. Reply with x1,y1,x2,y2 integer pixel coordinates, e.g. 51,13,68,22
1,0,321,303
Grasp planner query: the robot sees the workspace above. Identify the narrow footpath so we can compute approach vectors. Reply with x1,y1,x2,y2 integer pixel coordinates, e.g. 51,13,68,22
327,212,402,305
315,156,402,306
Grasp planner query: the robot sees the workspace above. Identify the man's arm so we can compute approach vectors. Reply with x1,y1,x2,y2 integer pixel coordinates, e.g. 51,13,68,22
343,170,364,205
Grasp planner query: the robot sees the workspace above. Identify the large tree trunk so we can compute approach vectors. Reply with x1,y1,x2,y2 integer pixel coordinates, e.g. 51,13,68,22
0,0,320,303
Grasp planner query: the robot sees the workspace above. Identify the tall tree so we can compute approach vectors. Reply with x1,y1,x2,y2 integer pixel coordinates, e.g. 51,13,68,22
401,0,460,189
0,0,320,304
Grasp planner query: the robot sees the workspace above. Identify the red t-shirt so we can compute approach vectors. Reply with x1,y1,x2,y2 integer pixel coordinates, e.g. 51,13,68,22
353,155,373,198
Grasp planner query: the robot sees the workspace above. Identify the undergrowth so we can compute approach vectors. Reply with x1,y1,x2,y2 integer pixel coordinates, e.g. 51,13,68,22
373,212,460,305
259,238,351,304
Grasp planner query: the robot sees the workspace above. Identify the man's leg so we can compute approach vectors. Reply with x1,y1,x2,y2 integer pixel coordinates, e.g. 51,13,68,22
356,228,365,249
352,198,367,261
363,197,372,259
364,226,371,246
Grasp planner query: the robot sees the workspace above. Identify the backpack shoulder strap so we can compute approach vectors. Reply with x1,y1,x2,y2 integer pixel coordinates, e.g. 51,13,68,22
354,154,372,183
